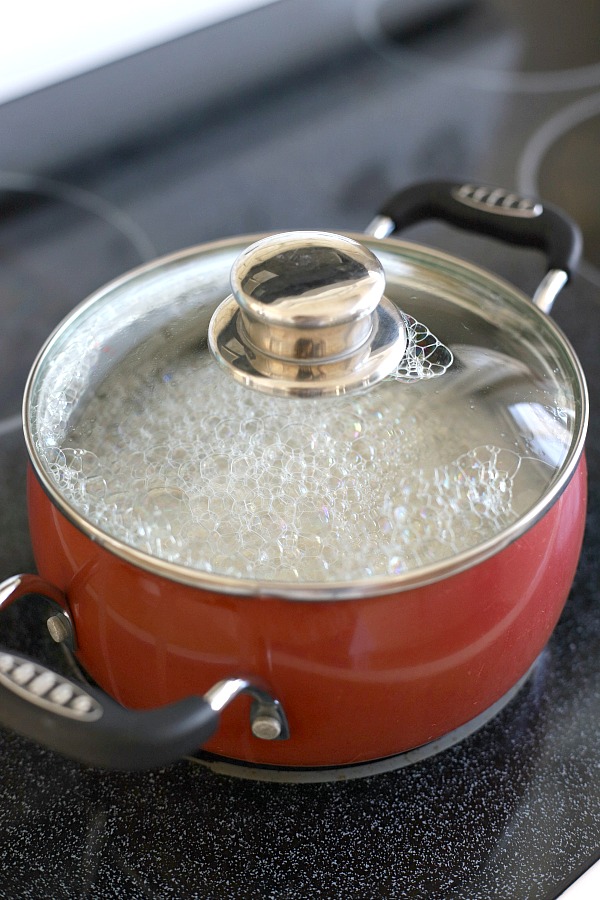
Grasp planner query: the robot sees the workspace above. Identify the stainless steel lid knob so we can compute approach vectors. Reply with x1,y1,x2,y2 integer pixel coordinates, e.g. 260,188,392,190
208,231,406,398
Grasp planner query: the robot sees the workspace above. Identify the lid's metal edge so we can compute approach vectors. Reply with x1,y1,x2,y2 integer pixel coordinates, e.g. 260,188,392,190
23,233,590,602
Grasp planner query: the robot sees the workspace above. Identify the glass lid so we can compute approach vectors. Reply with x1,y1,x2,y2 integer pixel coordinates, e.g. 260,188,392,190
26,232,587,597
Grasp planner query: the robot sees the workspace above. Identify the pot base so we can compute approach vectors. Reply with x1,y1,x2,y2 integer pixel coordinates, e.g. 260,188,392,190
187,655,544,783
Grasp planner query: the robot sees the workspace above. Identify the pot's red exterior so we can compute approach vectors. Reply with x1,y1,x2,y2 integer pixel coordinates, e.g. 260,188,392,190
27,458,587,768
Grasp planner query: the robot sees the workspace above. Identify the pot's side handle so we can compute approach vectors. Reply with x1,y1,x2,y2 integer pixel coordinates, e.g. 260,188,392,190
0,575,288,770
367,180,583,313
0,643,221,770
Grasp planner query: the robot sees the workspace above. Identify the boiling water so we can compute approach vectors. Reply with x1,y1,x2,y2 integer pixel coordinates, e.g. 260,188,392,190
35,336,547,584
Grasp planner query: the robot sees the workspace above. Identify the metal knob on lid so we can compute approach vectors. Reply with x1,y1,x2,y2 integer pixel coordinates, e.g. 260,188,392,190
208,231,406,397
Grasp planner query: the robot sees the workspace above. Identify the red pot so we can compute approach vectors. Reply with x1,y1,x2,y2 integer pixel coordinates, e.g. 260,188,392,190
0,182,588,780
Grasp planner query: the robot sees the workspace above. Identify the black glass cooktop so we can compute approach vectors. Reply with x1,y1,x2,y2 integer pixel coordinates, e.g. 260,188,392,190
0,1,599,897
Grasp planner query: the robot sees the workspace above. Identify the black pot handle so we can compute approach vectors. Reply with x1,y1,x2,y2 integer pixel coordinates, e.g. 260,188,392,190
368,180,583,312
0,575,288,770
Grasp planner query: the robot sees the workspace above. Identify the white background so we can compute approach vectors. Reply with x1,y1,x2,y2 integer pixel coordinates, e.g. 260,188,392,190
0,0,276,104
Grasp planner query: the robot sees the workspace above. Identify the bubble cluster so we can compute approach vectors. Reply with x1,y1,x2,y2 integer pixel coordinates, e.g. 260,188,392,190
32,335,536,585
393,312,454,382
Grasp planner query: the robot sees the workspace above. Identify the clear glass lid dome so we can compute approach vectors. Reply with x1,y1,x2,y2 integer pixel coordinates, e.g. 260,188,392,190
26,232,587,597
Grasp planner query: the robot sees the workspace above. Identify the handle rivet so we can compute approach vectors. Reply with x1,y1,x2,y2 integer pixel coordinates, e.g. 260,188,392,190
251,714,283,741
47,613,72,645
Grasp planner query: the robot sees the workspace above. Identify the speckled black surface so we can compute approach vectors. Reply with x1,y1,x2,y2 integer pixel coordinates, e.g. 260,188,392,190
1,2,599,897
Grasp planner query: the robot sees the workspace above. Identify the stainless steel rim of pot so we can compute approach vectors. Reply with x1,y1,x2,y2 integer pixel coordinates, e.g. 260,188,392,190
23,233,589,601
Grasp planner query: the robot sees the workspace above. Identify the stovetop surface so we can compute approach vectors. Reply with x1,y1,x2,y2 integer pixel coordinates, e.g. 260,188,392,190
0,1,599,897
